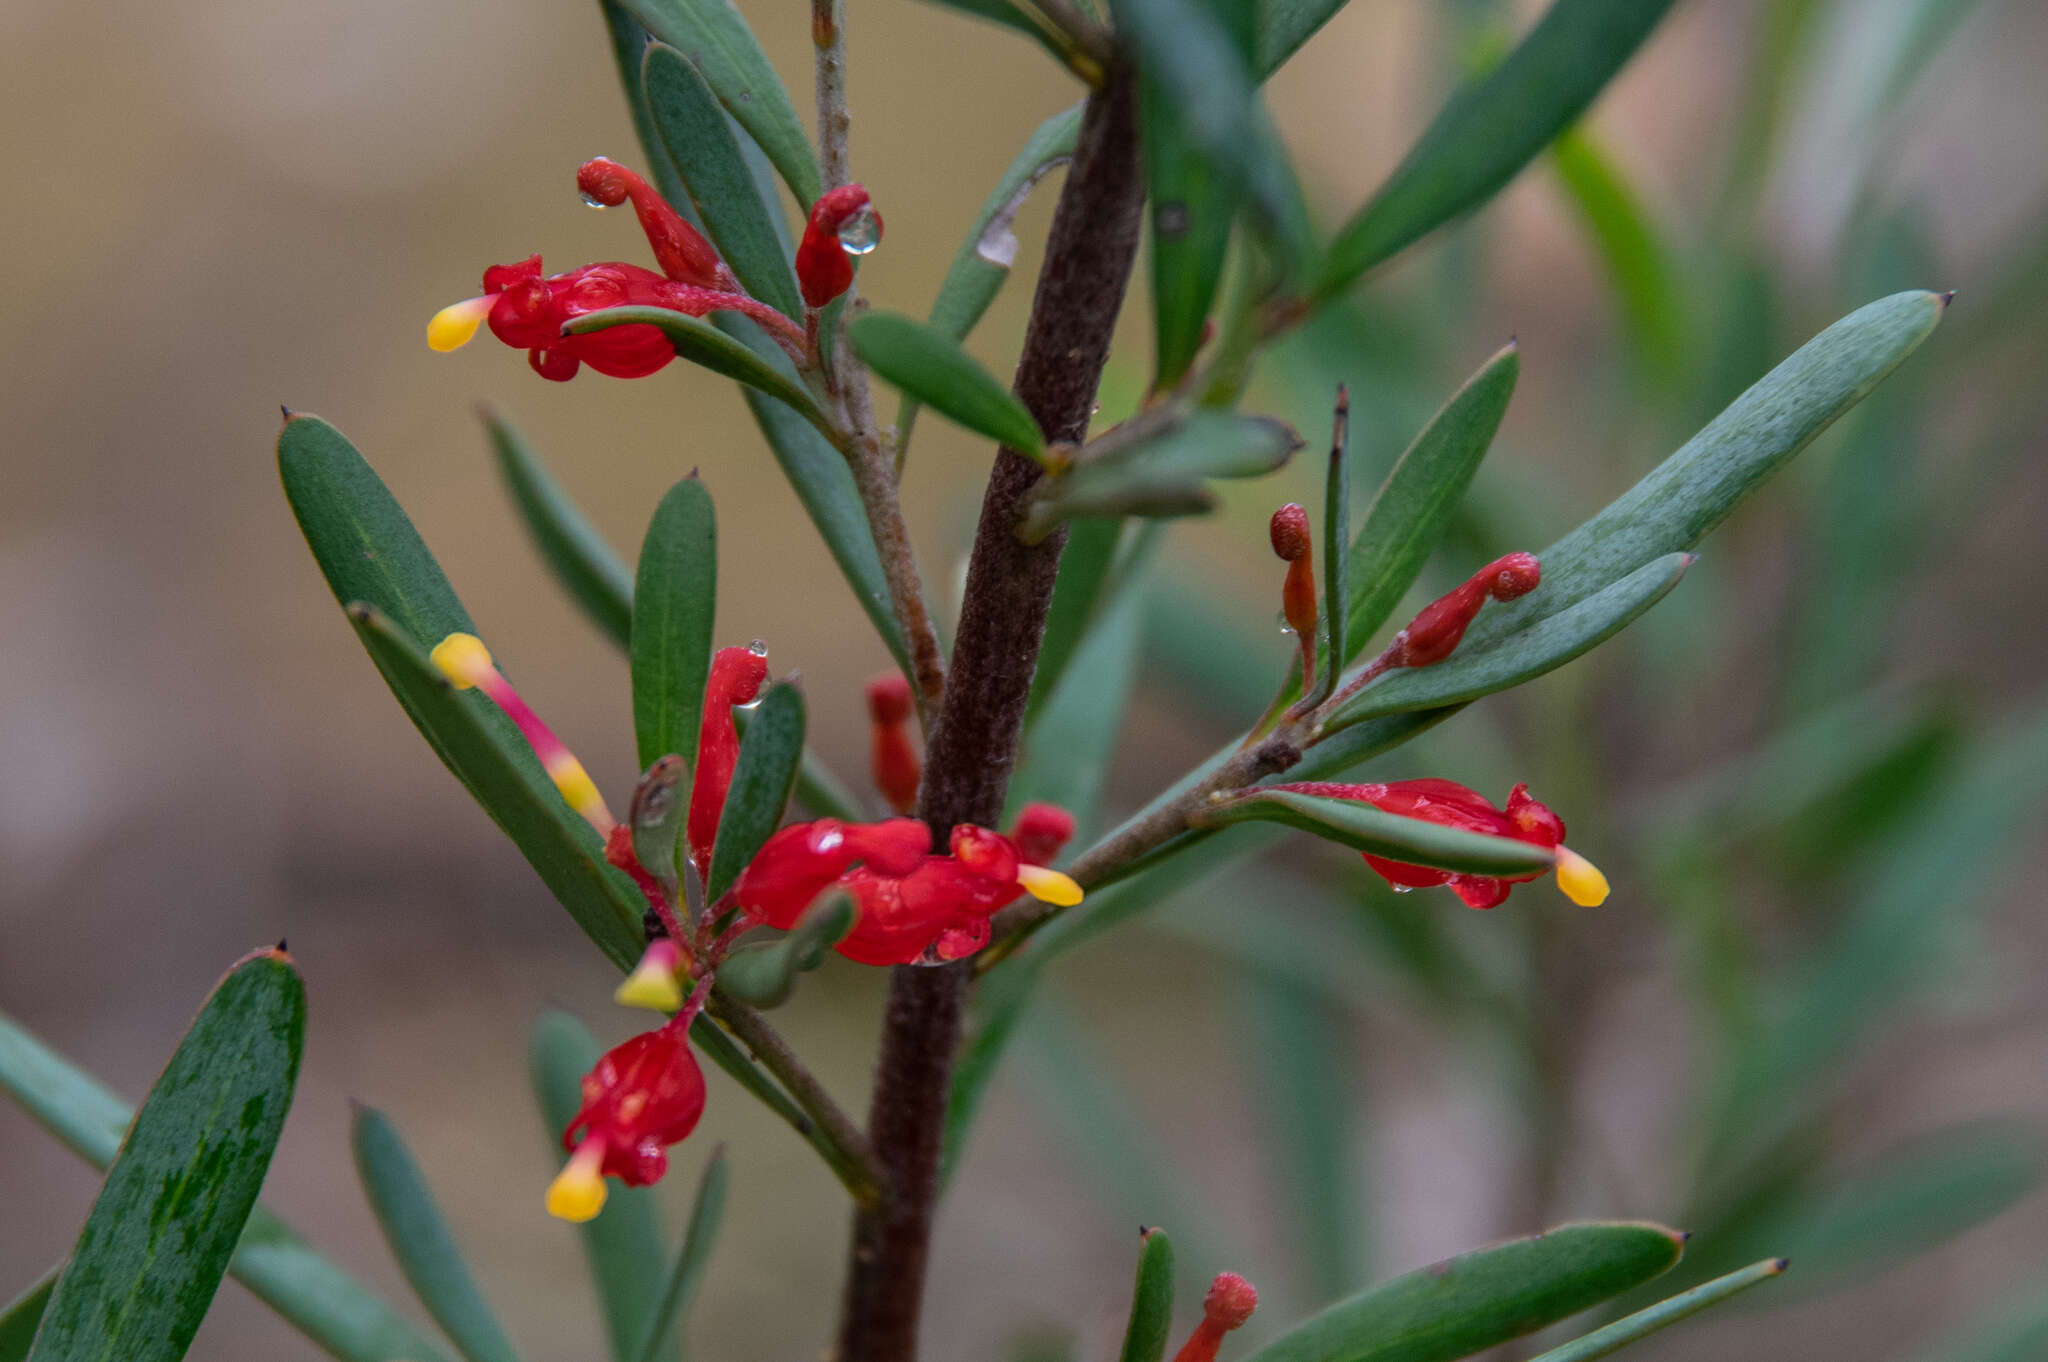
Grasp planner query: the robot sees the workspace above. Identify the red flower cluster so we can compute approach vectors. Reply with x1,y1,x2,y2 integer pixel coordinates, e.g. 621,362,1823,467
427,158,878,381
1266,778,1608,909
732,803,1079,966
547,1021,705,1222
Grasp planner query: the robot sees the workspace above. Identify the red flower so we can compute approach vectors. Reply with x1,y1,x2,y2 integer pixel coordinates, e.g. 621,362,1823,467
547,1021,705,1221
1265,778,1608,909
796,184,883,308
729,816,932,929
427,159,806,379
687,646,772,882
1174,1273,1259,1362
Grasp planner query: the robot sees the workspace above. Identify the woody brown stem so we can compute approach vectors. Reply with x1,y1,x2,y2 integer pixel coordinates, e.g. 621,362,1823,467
832,67,1144,1362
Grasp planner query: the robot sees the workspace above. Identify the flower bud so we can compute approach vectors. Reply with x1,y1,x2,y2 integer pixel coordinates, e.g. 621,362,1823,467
866,672,920,814
576,157,724,288
796,184,883,308
1173,1272,1259,1362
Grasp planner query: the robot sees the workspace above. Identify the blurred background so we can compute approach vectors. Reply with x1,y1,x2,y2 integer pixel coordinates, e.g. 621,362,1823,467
4,0,2047,1358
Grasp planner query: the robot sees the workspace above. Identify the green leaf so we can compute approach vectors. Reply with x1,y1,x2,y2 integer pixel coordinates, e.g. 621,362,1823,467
848,312,1045,457
1022,411,1303,541
1241,1222,1685,1362
0,1269,57,1362
1318,0,1680,298
1009,572,1144,835
713,316,911,671
642,44,802,319
1324,553,1692,732
599,0,691,209
30,951,304,1362
704,681,805,903
1251,978,1362,1302
1110,0,1310,260
1254,0,1346,79
351,1109,521,1362
617,0,820,206
902,104,1082,452
718,891,857,1007
1527,1259,1786,1362
345,604,646,970
1192,788,1555,877
0,1009,448,1362
564,308,830,436
630,1148,728,1362
1457,291,1950,657
485,408,634,649
530,1012,674,1362
1314,393,1352,700
910,0,1100,78
632,477,718,772
1346,343,1518,649
1117,1228,1176,1362
1024,517,1124,729
1549,128,1683,384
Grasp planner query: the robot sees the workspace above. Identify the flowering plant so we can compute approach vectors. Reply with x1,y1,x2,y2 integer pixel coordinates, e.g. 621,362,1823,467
13,1,2026,1361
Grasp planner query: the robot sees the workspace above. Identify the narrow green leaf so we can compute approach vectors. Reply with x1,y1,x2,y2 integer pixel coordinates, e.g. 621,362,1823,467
714,316,910,671
616,0,820,206
530,1013,674,1362
704,682,805,902
1111,0,1311,259
1318,0,1679,297
1549,128,1683,384
1346,343,1518,648
1242,1222,1685,1362
486,408,634,649
848,312,1045,457
733,704,863,822
718,892,856,1007
643,44,802,319
1254,0,1346,79
909,0,1099,78
630,1149,728,1362
1324,553,1692,732
1009,575,1143,835
0,1269,57,1362
902,104,1082,450
599,0,691,208
1024,517,1124,729
1193,788,1554,877
0,1010,448,1362
1251,978,1362,1302
632,477,718,772
351,1108,522,1362
564,308,829,436
1457,292,1948,658
1117,1228,1176,1362
30,952,304,1362
345,604,646,969
1022,411,1303,541
1314,392,1352,701
1527,1259,1786,1362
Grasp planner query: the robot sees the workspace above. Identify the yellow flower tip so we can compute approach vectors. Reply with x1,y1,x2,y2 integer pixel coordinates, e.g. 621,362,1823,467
614,962,684,1014
1016,864,1083,908
546,1146,609,1223
1554,847,1609,907
548,759,608,825
427,295,494,353
429,632,494,689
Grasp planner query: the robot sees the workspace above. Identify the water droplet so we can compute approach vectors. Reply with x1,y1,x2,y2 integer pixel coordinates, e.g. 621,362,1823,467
580,191,610,210
836,204,881,255
1276,610,1296,635
1391,884,1412,894
747,638,769,656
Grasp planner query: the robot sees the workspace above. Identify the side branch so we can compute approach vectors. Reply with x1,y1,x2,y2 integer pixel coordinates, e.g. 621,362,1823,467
834,66,1146,1362
707,990,886,1203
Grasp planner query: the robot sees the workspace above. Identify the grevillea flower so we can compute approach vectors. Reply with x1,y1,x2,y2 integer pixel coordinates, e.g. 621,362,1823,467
687,645,772,881
1174,1273,1259,1362
731,805,1080,966
866,672,921,814
430,632,616,829
1266,779,1608,909
427,159,806,380
547,1020,705,1222
796,183,883,308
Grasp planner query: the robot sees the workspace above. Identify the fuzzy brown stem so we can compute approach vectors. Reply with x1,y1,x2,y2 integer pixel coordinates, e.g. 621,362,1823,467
832,68,1144,1362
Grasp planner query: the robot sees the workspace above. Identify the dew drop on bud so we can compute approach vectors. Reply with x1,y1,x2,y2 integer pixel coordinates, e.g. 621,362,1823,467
1276,610,1296,635
747,639,769,657
580,192,609,210
836,204,881,256
1391,884,1412,894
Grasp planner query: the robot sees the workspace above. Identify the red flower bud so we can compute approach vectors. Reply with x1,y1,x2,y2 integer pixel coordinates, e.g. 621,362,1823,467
866,672,921,814
687,646,770,880
576,157,726,288
1271,503,1318,680
1173,1273,1259,1362
1268,504,1311,561
1009,803,1076,866
1265,778,1606,908
1392,551,1541,668
548,1022,704,1221
796,184,883,308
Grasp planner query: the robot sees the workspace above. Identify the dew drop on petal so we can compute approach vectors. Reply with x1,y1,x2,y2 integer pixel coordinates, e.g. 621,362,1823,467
747,638,769,656
836,204,881,256
581,192,610,210
1391,884,1412,894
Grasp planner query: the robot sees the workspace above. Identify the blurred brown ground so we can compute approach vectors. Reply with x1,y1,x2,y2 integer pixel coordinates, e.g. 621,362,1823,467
4,1,2047,1359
